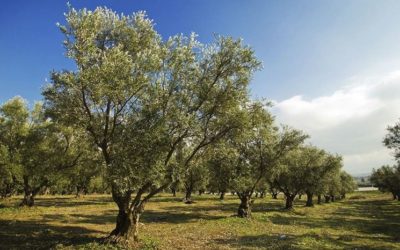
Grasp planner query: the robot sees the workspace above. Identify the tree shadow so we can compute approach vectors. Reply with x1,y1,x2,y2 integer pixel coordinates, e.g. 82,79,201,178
68,208,226,225
0,219,103,249
212,232,380,250
268,198,400,243
34,196,112,208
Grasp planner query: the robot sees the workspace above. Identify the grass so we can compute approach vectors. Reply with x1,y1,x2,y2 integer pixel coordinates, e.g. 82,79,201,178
0,191,399,249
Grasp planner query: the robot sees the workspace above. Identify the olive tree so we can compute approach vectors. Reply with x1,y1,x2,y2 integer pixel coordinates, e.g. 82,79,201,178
338,171,357,199
302,149,342,207
370,165,400,200
43,6,260,243
209,102,307,217
383,119,400,161
0,97,83,206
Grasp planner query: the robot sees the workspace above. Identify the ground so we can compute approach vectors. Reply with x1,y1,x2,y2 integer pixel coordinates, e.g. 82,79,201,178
0,191,399,250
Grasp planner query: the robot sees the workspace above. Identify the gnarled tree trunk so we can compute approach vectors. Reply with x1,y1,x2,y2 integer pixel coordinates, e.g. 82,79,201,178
184,187,193,204
305,192,313,207
20,192,35,207
237,194,252,218
285,193,296,209
106,188,141,244
20,176,47,207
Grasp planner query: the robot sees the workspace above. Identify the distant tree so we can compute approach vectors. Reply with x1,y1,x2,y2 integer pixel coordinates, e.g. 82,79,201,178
182,154,209,203
383,119,400,161
302,150,342,207
210,102,307,217
0,144,19,198
370,165,400,200
0,97,83,206
44,6,259,243
207,141,237,200
339,171,357,199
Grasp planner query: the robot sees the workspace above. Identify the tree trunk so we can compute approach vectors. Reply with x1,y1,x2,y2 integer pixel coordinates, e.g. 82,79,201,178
107,206,141,244
219,192,225,200
298,194,302,200
331,195,335,202
260,191,265,198
172,188,177,197
317,195,322,204
306,192,314,207
272,193,278,199
184,188,193,204
76,185,85,198
324,195,331,203
237,195,252,218
20,177,38,207
285,194,295,209
20,192,35,207
391,192,397,200
255,192,258,198
106,188,142,244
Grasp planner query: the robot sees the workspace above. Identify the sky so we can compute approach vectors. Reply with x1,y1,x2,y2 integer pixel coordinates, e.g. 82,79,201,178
1,0,400,175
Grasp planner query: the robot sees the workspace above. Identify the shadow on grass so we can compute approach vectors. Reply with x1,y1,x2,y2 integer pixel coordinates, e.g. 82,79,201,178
34,196,113,208
68,208,226,225
212,232,381,250
268,198,400,243
0,219,103,249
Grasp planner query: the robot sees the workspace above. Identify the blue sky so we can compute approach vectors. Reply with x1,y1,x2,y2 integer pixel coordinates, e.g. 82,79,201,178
1,0,400,174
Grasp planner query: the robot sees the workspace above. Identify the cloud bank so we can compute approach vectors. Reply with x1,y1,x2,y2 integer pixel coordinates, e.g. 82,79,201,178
272,71,400,175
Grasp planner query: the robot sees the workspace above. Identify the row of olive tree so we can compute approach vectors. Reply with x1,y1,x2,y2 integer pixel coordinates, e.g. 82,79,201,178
0,97,101,205
203,102,356,216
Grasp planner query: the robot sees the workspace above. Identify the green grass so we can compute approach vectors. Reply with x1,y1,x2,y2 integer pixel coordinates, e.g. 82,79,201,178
0,191,399,249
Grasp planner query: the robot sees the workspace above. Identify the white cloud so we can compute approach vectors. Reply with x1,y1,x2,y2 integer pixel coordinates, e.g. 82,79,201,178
272,70,400,175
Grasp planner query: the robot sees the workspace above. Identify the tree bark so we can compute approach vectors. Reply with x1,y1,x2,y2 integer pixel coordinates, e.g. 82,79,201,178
172,188,177,197
324,195,331,203
237,195,252,218
285,194,295,209
106,188,140,244
272,193,278,199
305,192,314,207
331,195,335,202
298,194,302,200
219,192,225,200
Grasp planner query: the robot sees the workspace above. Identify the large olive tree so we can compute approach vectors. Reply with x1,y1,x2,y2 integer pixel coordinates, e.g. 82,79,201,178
43,6,260,243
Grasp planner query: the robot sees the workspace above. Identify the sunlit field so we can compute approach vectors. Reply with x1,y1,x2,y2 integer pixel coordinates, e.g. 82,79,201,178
0,191,399,249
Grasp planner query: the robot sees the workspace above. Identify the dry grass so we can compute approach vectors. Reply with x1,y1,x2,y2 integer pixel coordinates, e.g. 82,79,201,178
0,191,399,249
